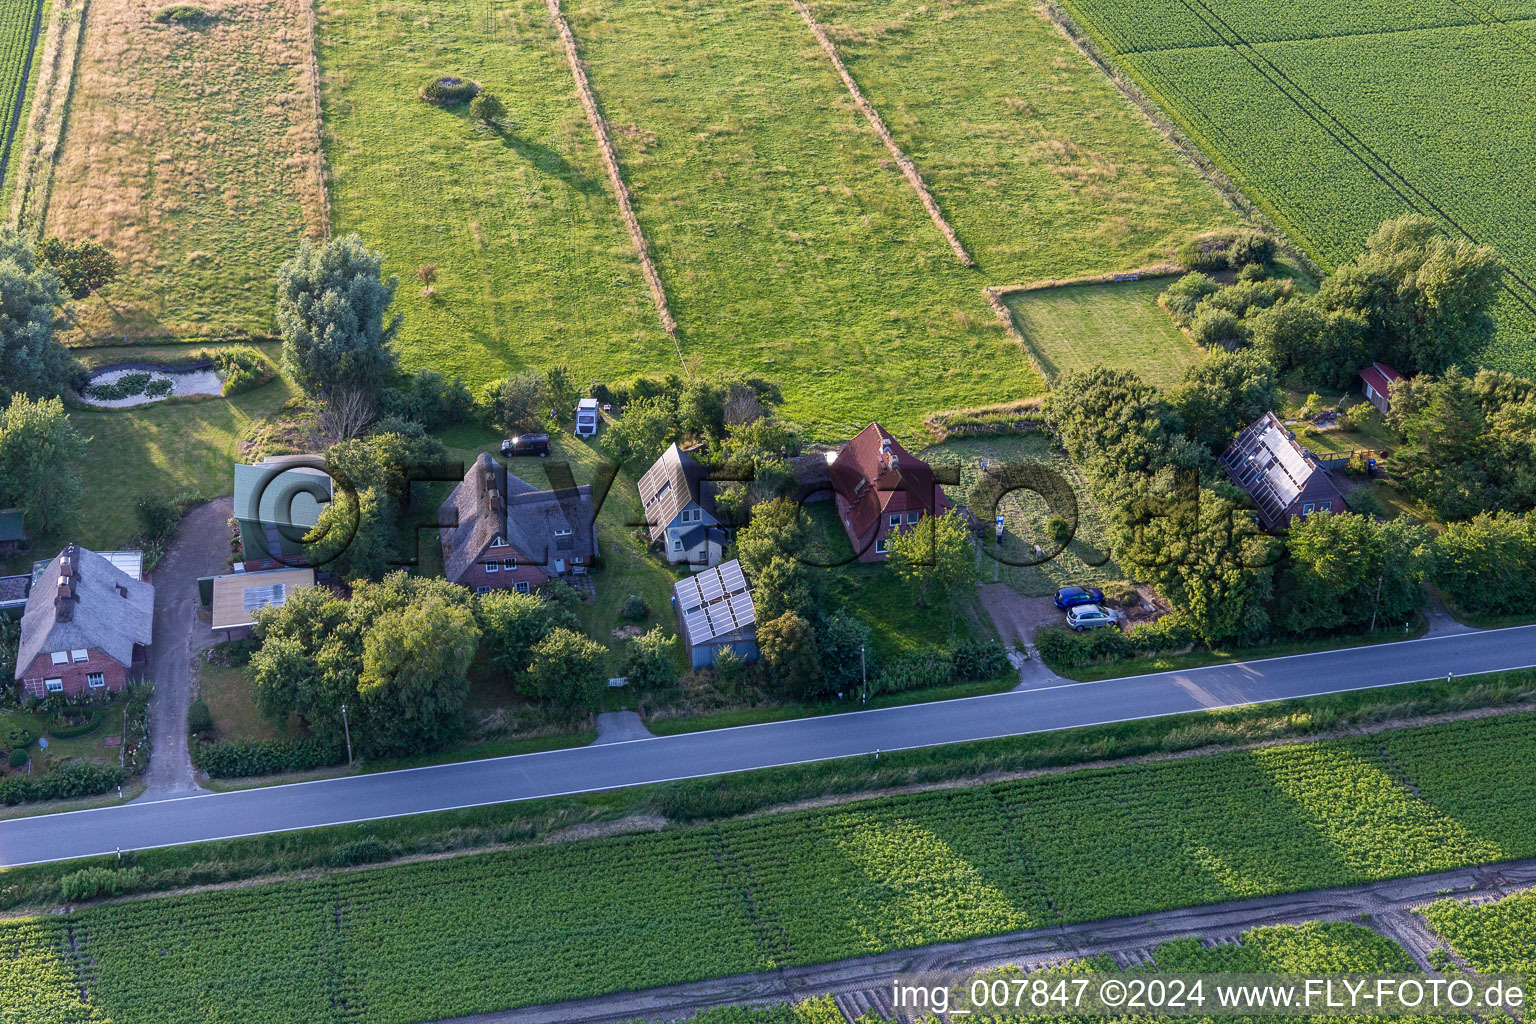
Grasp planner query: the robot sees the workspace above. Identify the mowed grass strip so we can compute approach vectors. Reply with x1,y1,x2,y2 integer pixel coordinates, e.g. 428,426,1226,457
45,0,326,340
1002,277,1203,386
318,0,674,392
3,713,1532,1022
1058,0,1536,373
807,0,1240,283
547,0,1042,435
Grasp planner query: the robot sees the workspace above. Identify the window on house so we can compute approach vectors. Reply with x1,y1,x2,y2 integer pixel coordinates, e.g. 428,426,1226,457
555,528,573,537
515,582,531,594
71,649,89,663
906,511,920,525
1320,501,1332,512
485,561,499,573
1302,503,1315,515
889,514,901,528
673,539,684,551
50,651,68,665
476,586,492,596
503,558,516,570
490,535,508,548
87,673,105,689
45,679,63,693
875,538,889,553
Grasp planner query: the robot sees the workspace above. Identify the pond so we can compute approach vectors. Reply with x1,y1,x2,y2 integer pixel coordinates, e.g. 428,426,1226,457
76,364,223,408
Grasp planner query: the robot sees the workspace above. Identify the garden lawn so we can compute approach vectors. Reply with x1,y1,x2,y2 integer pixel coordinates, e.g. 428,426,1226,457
64,380,294,550
917,433,1123,598
807,0,1239,283
1002,278,1204,387
1058,0,1536,374
317,0,675,401
43,0,325,340
2,713,1534,1020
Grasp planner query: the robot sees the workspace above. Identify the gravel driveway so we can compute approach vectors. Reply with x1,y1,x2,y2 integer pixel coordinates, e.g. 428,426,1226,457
139,497,233,800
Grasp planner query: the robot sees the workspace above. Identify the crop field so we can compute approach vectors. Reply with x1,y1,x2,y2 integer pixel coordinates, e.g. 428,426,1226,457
1056,0,1536,374
43,0,325,340
0,713,1530,1021
1002,277,1203,386
1422,889,1536,973
806,0,1237,284
0,0,43,187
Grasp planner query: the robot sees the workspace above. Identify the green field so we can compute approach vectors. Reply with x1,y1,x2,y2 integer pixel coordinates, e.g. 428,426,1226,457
1002,277,1203,386
0,0,42,188
1057,0,1536,375
0,712,1532,1021
1423,888,1536,973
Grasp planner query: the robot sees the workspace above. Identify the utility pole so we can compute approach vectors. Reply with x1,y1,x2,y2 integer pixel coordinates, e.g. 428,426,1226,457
341,703,354,765
860,645,867,704
1368,572,1384,633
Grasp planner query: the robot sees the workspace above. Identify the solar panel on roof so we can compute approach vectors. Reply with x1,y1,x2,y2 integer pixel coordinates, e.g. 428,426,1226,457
697,572,724,603
675,576,702,609
729,592,756,626
718,561,747,594
242,583,287,612
684,608,713,645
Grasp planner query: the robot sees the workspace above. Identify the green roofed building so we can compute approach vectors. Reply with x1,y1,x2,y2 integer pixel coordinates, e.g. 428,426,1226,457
0,509,25,555
232,456,333,569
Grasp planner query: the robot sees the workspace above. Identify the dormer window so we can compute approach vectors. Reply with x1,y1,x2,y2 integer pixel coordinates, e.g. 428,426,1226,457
490,535,507,548
554,528,572,538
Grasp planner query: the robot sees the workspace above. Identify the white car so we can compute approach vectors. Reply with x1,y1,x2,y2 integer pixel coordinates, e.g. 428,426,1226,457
1066,604,1118,631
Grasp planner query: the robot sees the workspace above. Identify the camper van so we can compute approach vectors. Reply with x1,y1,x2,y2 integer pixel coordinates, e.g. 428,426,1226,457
575,398,600,438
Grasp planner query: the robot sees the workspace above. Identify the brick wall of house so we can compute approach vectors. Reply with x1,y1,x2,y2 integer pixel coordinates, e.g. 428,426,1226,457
18,648,129,698
452,552,551,594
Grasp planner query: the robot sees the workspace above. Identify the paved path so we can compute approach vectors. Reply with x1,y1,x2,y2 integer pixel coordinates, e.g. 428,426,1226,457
139,498,232,799
4,623,1536,866
444,859,1536,1023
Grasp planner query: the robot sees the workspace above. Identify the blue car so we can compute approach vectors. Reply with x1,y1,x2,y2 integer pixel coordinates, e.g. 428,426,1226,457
1054,586,1104,610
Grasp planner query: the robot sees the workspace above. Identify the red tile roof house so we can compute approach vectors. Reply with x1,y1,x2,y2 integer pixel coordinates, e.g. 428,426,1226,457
13,545,154,698
438,454,598,595
828,423,950,561
1358,361,1405,414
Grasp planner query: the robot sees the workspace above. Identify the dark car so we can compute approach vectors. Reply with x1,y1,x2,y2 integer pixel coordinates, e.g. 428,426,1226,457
1053,586,1104,610
500,433,550,458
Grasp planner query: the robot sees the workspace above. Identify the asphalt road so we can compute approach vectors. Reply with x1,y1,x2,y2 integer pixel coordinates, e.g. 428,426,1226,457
4,624,1535,867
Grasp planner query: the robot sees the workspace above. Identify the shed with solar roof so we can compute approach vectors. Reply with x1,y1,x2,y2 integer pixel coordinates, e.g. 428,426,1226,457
671,559,759,669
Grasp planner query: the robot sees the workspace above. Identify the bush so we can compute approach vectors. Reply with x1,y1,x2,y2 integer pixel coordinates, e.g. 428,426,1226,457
0,760,125,805
619,594,649,620
59,867,143,903
192,738,345,778
187,699,214,738
1343,401,1376,431
1235,262,1269,283
326,837,400,868
204,346,276,396
1348,488,1384,519
153,4,208,24
1161,272,1220,327
1188,306,1245,348
421,75,479,105
952,639,1010,681
1228,229,1278,268
379,369,475,430
1123,612,1198,654
873,647,952,695
1044,515,1072,546
1176,229,1274,272
7,749,27,769
1034,624,1132,669
470,91,505,124
6,727,35,750
46,708,104,740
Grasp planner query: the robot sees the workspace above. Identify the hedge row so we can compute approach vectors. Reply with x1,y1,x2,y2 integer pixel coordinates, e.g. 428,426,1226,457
0,761,124,806
191,738,345,779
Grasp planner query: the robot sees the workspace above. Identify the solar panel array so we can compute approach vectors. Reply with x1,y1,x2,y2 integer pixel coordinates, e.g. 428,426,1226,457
675,559,755,646
1221,416,1315,525
242,583,288,612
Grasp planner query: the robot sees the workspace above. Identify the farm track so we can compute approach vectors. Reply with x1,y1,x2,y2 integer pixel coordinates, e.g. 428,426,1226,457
0,0,44,191
792,0,973,267
430,859,1536,1024
544,0,680,343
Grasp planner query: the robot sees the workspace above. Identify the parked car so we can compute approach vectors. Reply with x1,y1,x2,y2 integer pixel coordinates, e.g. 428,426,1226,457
1053,586,1105,610
501,433,550,458
1066,604,1118,631
575,398,600,438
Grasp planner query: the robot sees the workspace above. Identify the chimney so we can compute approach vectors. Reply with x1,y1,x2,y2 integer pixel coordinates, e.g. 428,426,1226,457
54,545,78,621
878,437,897,475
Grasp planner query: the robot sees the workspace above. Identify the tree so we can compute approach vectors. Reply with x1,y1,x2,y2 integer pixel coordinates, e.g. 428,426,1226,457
1316,214,1501,375
0,396,85,533
1433,512,1536,616
38,237,119,300
546,365,575,418
735,497,821,622
1246,300,1367,389
0,228,68,402
470,90,505,125
1167,349,1282,452
817,612,871,699
485,371,547,434
1044,366,1193,484
276,234,401,400
622,627,678,693
527,628,607,714
251,574,479,758
475,589,578,680
601,395,678,467
1161,272,1220,327
757,611,820,699
1277,512,1431,635
884,508,976,610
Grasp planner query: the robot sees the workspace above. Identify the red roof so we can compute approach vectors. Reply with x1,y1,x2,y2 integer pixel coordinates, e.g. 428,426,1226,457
1359,362,1404,395
828,423,947,546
